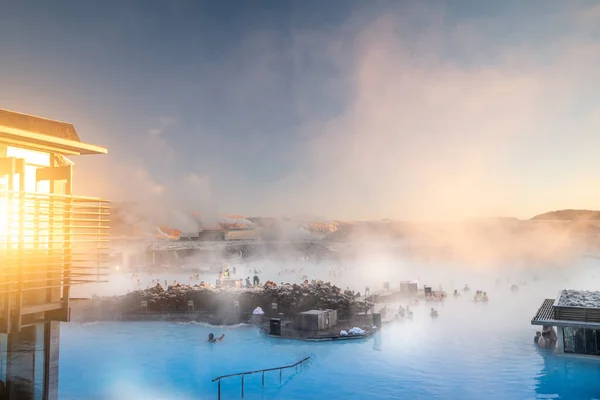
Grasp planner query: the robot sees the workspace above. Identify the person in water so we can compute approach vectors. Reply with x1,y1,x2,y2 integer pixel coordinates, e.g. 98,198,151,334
542,325,557,347
208,333,225,343
538,331,549,348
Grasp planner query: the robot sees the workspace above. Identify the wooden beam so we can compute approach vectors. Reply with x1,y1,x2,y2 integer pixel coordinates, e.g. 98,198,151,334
0,125,107,155
21,301,64,315
0,136,81,155
36,165,72,182
0,156,15,173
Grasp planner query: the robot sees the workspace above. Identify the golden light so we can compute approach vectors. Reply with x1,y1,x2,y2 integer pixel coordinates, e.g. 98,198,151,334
0,108,110,335
0,146,54,250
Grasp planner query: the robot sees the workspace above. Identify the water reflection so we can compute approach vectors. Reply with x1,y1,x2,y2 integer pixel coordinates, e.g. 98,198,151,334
0,322,60,400
372,332,382,352
535,351,600,399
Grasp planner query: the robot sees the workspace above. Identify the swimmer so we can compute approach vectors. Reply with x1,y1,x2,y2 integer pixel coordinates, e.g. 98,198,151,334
208,333,225,343
543,325,557,347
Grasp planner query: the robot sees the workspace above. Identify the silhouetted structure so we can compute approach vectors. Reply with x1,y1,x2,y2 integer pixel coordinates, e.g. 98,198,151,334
0,109,109,399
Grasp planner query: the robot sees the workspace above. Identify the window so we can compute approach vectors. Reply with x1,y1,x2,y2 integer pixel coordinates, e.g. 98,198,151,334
563,327,600,356
0,333,7,383
585,329,598,355
563,327,575,353
6,147,50,167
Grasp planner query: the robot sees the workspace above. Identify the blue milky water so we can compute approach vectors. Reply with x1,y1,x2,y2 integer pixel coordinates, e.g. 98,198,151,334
59,259,600,399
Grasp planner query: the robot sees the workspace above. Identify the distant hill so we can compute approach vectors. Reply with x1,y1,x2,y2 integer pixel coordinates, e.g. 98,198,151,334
531,209,600,221
325,221,408,242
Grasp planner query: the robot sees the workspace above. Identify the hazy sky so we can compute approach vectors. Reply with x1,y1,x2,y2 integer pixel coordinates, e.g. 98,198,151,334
1,0,600,222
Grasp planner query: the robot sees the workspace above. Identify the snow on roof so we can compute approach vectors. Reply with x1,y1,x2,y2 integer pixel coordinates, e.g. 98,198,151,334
147,240,230,251
557,290,600,308
299,309,330,315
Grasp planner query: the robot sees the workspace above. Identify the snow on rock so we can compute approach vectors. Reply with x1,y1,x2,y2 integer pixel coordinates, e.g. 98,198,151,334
557,290,600,308
348,327,365,335
95,281,371,319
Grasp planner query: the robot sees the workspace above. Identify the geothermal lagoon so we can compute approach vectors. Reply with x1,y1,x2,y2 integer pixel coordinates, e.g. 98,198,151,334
59,257,600,399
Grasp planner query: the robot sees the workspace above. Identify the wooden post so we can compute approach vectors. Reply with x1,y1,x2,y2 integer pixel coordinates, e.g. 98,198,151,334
241,374,244,398
15,158,25,333
64,164,73,320
0,157,15,334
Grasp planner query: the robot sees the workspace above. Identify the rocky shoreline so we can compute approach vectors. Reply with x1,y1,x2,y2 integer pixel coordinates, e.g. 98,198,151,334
71,282,373,324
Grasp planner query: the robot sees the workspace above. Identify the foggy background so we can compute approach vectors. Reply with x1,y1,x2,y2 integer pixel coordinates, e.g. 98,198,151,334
4,2,600,400
3,0,600,298
2,1,600,223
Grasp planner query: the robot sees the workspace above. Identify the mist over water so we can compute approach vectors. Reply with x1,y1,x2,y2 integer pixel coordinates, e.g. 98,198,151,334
62,256,600,399
74,254,596,299
76,221,596,299
4,1,600,400
67,209,600,400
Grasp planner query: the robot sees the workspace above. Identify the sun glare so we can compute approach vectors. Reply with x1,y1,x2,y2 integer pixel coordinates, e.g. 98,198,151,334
0,146,54,250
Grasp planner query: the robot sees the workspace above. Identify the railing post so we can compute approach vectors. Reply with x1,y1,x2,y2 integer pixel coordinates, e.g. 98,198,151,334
213,356,311,396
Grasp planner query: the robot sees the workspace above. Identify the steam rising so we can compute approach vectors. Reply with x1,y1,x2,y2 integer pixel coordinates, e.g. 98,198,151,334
62,3,600,274
6,3,600,399
69,3,599,223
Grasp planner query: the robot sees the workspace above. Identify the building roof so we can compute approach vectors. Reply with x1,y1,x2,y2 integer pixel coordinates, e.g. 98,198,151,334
0,109,107,155
531,298,600,329
299,310,330,315
557,289,600,308
531,299,555,324
0,108,80,141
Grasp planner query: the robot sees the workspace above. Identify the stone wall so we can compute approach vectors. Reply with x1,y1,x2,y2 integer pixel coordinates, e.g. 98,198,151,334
70,282,373,324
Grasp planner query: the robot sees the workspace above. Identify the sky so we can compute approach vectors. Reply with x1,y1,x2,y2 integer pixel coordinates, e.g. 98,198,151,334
1,0,600,222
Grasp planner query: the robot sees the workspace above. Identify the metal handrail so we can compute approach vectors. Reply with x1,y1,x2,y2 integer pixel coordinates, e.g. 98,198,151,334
212,356,311,399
